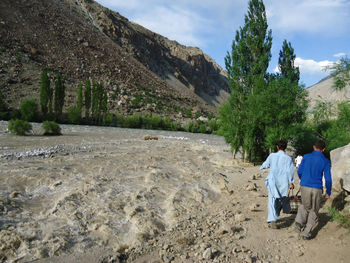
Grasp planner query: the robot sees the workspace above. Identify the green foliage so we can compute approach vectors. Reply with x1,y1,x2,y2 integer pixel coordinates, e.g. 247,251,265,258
219,0,307,161
321,102,350,152
0,90,7,112
90,82,107,124
42,121,61,135
40,69,51,116
84,80,92,119
291,122,319,155
326,206,350,230
132,95,142,107
8,119,32,135
0,89,8,120
220,0,273,161
19,99,38,121
292,101,350,155
54,73,65,120
278,40,300,84
68,106,81,124
77,83,83,111
260,77,308,151
311,100,334,125
183,108,192,118
105,113,114,125
327,57,350,91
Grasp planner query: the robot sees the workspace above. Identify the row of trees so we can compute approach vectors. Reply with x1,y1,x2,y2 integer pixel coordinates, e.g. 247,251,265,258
219,0,307,161
40,69,66,120
40,70,108,124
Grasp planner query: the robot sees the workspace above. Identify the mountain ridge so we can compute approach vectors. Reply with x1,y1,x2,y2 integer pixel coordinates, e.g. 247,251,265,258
0,0,229,119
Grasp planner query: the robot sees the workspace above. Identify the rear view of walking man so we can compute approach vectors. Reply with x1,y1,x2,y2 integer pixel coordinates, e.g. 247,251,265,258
295,140,332,240
260,140,295,229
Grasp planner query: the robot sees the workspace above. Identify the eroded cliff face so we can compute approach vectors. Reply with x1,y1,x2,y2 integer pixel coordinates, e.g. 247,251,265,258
76,0,229,107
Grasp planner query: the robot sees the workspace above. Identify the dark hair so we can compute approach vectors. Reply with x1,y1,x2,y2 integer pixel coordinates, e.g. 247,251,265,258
277,140,287,150
314,140,326,150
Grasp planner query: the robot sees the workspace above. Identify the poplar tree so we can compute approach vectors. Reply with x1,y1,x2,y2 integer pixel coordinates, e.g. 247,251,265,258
84,80,91,119
77,83,83,112
40,69,51,116
220,0,272,161
54,73,65,120
278,39,300,84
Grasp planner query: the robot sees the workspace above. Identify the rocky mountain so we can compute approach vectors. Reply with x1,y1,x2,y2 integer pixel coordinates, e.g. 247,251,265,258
307,76,350,109
0,0,229,119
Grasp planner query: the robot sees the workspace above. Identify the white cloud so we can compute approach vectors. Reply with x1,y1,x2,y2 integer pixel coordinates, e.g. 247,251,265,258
295,57,334,74
274,57,335,75
334,52,347,58
266,0,350,35
132,5,210,46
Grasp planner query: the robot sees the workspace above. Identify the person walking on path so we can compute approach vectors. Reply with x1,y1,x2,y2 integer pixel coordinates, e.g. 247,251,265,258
260,140,295,229
295,140,332,240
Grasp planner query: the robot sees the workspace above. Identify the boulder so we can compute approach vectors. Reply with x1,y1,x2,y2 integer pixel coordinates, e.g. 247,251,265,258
330,143,350,193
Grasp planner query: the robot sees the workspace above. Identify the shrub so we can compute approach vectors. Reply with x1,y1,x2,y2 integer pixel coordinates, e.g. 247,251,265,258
68,106,81,124
131,95,142,108
199,124,207,134
20,99,38,121
105,113,114,125
326,206,350,229
8,119,32,135
42,121,61,135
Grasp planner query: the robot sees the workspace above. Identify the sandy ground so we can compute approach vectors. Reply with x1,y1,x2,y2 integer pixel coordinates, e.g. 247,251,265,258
0,121,349,263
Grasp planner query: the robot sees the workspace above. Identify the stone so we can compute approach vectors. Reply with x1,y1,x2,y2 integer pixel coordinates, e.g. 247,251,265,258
330,143,350,192
202,247,212,259
246,183,257,191
234,214,245,222
249,203,260,211
218,222,232,234
10,191,20,198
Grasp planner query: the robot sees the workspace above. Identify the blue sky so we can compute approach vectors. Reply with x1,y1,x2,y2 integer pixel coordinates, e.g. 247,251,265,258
95,0,350,87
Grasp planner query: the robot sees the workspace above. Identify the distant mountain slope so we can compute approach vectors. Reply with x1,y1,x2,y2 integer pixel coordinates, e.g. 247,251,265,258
77,0,229,107
307,76,350,109
0,0,229,118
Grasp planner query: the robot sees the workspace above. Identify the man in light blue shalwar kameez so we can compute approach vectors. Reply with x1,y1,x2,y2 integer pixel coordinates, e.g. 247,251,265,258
260,140,295,228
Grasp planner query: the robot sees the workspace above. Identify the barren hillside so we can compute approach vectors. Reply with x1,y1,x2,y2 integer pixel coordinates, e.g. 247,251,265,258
0,0,229,118
307,76,350,109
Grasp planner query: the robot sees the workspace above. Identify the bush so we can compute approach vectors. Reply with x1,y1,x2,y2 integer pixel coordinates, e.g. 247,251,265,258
42,121,61,135
326,206,350,229
8,119,32,135
20,99,38,121
131,95,142,108
68,106,81,124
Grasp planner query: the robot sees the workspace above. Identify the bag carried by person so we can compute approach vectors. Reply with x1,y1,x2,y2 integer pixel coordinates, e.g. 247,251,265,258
289,188,302,214
275,196,291,215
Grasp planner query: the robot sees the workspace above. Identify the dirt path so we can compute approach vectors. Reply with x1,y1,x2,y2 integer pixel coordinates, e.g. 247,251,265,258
0,122,349,263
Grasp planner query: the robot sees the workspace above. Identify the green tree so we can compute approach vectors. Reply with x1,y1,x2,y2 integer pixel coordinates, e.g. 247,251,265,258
20,99,38,121
0,90,8,119
39,68,51,116
260,76,307,151
84,80,92,119
278,40,300,84
328,57,350,91
77,83,83,112
219,0,272,161
91,81,99,122
54,73,65,120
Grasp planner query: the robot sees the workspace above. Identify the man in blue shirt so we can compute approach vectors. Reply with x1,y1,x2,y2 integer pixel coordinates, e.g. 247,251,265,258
260,140,295,229
295,140,332,240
